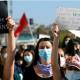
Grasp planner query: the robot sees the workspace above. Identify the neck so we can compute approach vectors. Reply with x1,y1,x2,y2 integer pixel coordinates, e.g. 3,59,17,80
33,62,52,78
39,58,51,65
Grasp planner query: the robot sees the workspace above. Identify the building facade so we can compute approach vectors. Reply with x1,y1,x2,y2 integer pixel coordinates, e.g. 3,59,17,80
56,7,80,30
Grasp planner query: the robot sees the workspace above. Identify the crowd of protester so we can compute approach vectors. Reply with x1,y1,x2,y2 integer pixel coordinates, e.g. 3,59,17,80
0,17,80,80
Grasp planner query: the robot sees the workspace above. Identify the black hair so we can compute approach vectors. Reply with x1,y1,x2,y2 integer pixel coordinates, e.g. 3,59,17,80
66,39,79,56
18,44,25,51
33,37,53,65
62,35,71,48
27,45,35,51
24,46,35,56
23,47,35,67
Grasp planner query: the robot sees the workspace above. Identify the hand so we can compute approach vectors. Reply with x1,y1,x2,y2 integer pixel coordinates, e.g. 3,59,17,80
6,16,16,31
66,56,72,64
51,24,60,38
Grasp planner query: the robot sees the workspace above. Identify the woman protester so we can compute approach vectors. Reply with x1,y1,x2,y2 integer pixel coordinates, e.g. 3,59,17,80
65,39,80,80
23,47,35,80
3,17,61,80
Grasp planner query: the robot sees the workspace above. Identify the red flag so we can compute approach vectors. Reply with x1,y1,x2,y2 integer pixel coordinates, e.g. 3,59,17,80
14,13,28,37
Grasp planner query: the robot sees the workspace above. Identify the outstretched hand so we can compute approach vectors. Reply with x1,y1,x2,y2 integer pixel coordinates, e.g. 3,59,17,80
6,16,16,31
51,24,62,80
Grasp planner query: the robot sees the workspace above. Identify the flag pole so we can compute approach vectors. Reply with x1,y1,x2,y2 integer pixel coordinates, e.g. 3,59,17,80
28,24,36,46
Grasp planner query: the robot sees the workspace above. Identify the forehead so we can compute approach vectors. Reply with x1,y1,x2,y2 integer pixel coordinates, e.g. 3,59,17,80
24,51,30,53
39,41,52,47
24,51,32,55
58,49,64,54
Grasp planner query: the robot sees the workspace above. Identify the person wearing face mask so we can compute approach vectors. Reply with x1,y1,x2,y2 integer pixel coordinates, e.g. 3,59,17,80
31,23,62,80
4,17,61,80
62,35,71,47
58,48,67,80
58,48,66,68
62,35,71,53
22,48,35,80
14,46,34,80
33,38,53,79
21,38,54,80
65,39,80,80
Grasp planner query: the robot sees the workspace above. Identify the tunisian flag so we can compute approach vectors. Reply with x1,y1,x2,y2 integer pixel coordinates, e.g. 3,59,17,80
14,13,28,37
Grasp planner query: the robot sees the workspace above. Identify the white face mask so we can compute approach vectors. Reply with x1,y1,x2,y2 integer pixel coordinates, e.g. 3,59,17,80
65,40,69,46
60,56,66,67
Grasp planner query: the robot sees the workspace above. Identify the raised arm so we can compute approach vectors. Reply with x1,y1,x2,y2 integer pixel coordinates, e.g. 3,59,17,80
51,24,62,80
3,17,16,80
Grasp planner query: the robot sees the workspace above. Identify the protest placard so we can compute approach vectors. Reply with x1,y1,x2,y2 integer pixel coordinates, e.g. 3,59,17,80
0,1,8,33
